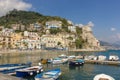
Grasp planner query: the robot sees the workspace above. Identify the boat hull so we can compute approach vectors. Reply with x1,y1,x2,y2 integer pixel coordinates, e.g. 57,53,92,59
69,61,84,66
0,62,31,74
93,74,115,80
16,70,42,77
69,59,84,66
16,66,43,77
35,68,61,80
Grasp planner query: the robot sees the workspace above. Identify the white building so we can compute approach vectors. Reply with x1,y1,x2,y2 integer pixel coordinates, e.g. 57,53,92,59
46,21,62,29
68,26,76,32
27,39,41,49
21,31,41,49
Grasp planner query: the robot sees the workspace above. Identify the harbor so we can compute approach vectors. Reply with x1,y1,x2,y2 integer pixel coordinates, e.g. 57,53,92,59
0,50,120,80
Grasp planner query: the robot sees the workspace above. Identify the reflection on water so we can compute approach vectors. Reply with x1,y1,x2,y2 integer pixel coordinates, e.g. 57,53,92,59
0,50,94,64
0,51,69,64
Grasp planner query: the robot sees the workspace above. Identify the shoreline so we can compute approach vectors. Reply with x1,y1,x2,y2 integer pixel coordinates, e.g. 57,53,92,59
0,48,106,54
68,49,106,52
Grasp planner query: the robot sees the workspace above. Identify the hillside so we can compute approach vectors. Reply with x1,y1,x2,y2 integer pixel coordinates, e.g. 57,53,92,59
0,10,104,51
0,9,70,28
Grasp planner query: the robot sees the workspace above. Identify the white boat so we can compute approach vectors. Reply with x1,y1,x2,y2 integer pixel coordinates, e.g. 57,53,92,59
58,54,68,62
59,54,67,57
52,58,64,64
109,55,119,61
98,55,106,61
52,54,68,64
68,55,76,60
84,55,97,60
93,73,115,80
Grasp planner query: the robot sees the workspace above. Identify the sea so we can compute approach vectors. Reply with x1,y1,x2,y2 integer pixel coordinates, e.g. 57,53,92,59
0,50,120,80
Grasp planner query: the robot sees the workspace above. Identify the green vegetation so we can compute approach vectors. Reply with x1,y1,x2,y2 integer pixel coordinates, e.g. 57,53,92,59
67,36,73,40
0,9,88,49
57,42,61,45
75,39,82,49
76,27,82,36
15,30,22,33
0,9,70,29
0,9,43,27
49,28,61,34
75,27,84,49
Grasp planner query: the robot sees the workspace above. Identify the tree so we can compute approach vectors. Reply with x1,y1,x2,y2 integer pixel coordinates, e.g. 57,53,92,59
49,28,61,34
75,39,83,49
76,27,82,36
57,42,61,45
67,36,73,40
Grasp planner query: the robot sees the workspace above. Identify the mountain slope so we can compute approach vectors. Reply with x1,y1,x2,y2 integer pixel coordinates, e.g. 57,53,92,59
0,9,70,27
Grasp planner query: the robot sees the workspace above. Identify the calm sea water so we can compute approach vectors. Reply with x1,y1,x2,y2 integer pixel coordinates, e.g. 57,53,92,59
0,50,120,80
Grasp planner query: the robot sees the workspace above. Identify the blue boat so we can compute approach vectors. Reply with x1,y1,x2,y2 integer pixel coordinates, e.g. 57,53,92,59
35,68,61,80
0,62,31,74
16,65,43,77
52,57,68,65
69,59,84,66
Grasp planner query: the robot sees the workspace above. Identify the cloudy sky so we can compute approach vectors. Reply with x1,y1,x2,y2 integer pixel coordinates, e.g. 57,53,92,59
0,0,120,43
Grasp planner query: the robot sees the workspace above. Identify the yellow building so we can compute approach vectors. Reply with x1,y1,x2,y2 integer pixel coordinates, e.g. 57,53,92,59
41,34,69,49
10,33,23,49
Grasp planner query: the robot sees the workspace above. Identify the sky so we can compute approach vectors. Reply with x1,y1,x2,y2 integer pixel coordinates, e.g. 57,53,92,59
0,0,120,43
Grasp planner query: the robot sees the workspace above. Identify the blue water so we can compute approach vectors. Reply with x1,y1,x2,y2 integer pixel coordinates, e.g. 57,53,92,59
0,50,120,80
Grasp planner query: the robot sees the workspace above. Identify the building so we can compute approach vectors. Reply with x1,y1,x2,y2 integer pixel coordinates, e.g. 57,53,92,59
28,23,42,31
10,33,23,49
11,24,20,31
0,28,14,49
46,20,62,29
41,34,69,49
20,31,41,49
68,26,76,32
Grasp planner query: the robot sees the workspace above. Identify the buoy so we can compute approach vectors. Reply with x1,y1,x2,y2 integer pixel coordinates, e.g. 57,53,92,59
30,72,33,75
41,69,43,72
37,70,39,73
38,62,42,66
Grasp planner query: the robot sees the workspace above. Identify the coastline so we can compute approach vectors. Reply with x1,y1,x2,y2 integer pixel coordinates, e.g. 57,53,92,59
68,48,106,52
0,48,106,54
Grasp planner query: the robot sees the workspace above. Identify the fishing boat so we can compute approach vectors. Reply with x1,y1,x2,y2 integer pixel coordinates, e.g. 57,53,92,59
93,73,115,80
98,55,106,61
68,55,76,60
52,57,68,64
52,58,63,64
58,54,67,58
69,59,84,66
35,68,61,80
109,55,119,61
0,62,31,74
16,66,43,77
84,55,97,60
16,65,43,77
47,58,53,63
40,59,48,64
58,54,68,62
52,54,68,65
